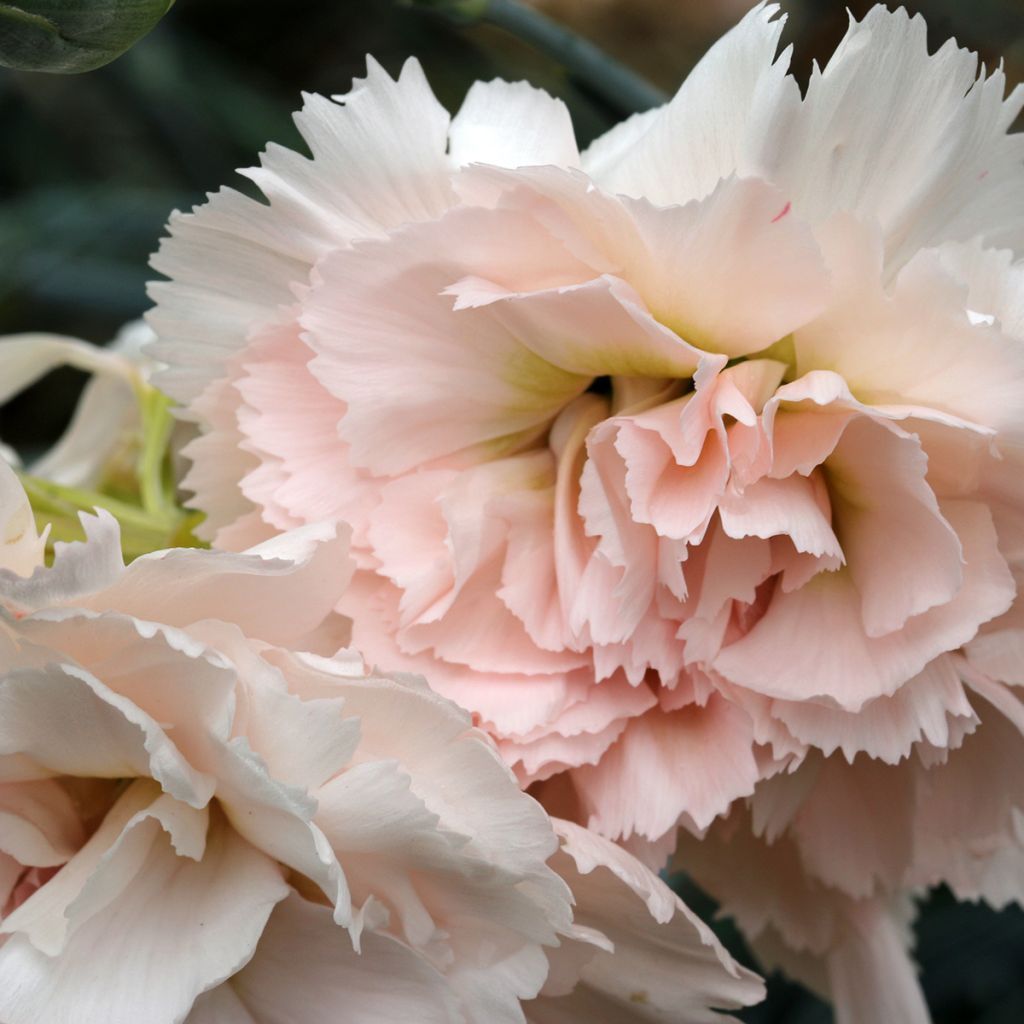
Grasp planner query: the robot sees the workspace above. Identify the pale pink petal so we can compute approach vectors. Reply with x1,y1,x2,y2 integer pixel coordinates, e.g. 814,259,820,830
212,738,349,927
303,205,595,474
716,500,1015,710
503,673,658,781
720,472,839,557
613,392,730,544
498,487,566,652
399,556,585,677
794,216,1024,437
1,509,123,612
28,361,141,490
770,654,978,763
0,662,215,807
180,626,361,795
825,902,931,1024
452,273,709,379
680,810,931,1024
315,758,562,973
788,756,915,899
177,371,264,544
343,574,593,737
966,615,1024,687
0,779,84,868
367,467,460,626
0,782,202,956
675,807,843,956
909,673,1024,904
15,610,237,777
619,178,829,357
279,655,567,887
185,985,259,1024
573,695,760,838
503,721,629,784
457,171,829,361
814,414,963,636
0,333,136,408
930,240,1024,354
576,421,661,645
233,320,376,548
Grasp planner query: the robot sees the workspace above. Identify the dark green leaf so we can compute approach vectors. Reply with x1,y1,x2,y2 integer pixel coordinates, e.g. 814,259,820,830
0,0,174,73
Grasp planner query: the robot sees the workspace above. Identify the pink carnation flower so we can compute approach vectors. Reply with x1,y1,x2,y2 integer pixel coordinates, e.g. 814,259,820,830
147,1,1024,1009
0,461,759,1024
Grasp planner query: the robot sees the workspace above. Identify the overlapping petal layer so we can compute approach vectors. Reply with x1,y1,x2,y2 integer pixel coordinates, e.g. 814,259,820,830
146,5,1024,1018
0,462,755,1022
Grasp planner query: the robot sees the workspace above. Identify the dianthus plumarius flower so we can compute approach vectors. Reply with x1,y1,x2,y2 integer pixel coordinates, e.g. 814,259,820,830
0,460,760,1024
147,2,1024,1016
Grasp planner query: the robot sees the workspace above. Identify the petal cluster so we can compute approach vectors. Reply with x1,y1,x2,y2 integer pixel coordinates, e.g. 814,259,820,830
0,461,758,1023
146,2,1024,1012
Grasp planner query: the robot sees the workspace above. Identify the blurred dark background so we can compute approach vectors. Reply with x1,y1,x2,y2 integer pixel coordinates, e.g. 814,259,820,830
3,1,1024,1017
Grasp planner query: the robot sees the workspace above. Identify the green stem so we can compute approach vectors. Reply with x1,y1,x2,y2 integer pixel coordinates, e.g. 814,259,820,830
407,0,667,115
18,470,205,561
135,384,176,517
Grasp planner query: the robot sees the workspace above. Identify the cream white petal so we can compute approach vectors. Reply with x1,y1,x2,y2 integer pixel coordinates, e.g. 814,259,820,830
208,893,463,1024
771,6,1024,269
148,58,453,409
0,459,44,578
530,820,764,1023
0,805,287,1024
450,79,580,170
582,2,796,206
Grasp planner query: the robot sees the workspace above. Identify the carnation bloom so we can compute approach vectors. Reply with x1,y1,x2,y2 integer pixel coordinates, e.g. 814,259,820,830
148,2,1024,1012
0,460,759,1023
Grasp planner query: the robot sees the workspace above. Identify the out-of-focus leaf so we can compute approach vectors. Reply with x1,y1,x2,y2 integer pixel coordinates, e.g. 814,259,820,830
0,0,174,73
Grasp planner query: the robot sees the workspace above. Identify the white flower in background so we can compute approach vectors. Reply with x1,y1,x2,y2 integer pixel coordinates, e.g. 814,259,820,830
0,460,761,1024
0,320,201,557
0,320,157,488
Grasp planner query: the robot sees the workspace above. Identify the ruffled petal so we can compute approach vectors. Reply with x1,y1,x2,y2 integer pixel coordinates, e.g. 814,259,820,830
303,204,595,474
0,797,287,1024
80,520,352,650
572,695,760,838
582,3,797,206
770,6,1024,268
715,500,1014,710
148,58,454,407
530,820,764,1023
200,894,462,1024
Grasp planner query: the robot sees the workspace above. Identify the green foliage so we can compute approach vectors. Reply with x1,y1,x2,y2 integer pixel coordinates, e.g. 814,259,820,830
20,381,205,562
0,0,174,73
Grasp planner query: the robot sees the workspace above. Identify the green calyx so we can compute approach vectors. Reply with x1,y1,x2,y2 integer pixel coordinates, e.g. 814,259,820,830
0,0,174,73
